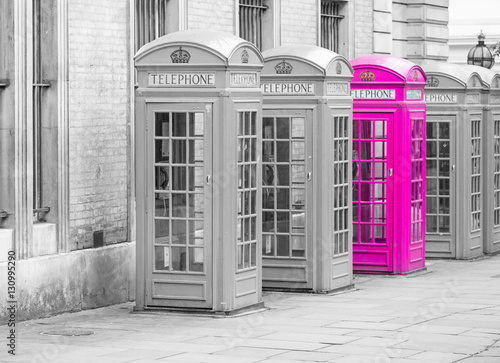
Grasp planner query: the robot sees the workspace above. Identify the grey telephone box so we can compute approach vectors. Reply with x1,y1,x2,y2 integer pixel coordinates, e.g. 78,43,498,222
420,61,484,259
135,30,264,313
260,45,354,292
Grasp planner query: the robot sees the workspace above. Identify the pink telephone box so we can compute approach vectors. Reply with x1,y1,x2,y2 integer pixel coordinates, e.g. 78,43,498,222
350,55,427,274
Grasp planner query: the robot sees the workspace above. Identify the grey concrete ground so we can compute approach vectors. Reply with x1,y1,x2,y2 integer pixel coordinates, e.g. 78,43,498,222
2,255,500,363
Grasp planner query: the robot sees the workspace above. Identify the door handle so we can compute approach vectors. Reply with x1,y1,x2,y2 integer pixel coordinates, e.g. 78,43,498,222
307,172,312,181
451,165,455,173
389,168,393,177
206,175,211,185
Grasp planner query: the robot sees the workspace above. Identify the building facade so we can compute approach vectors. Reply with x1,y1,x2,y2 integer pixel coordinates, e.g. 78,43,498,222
0,0,449,322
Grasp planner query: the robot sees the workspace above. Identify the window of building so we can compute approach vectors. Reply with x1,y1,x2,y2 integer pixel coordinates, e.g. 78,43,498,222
135,0,169,51
239,0,267,50
320,1,345,53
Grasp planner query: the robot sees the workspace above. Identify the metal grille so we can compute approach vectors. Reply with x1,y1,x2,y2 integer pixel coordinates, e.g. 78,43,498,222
321,1,344,53
135,0,168,51
333,116,349,255
411,119,424,245
352,119,388,245
239,0,267,50
494,119,500,226
426,120,451,234
153,112,206,273
262,116,306,259
237,111,258,270
471,119,481,232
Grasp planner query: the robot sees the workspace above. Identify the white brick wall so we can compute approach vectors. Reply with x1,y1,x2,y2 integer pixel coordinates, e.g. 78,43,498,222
281,0,317,45
188,0,235,33
355,0,374,57
68,0,130,250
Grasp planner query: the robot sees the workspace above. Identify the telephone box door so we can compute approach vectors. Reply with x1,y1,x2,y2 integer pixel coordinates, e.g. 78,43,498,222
352,112,394,273
146,103,213,309
262,109,314,289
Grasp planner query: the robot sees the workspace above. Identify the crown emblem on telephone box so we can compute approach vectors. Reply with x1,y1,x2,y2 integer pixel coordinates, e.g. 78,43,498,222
170,47,191,63
275,60,293,74
427,76,439,87
360,70,376,81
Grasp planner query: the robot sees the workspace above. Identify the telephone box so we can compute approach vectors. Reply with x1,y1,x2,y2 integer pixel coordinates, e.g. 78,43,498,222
260,45,354,291
350,55,427,274
134,30,264,313
420,61,484,259
455,64,500,256
479,68,500,255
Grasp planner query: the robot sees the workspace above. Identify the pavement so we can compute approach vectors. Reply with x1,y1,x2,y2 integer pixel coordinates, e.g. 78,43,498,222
2,255,500,363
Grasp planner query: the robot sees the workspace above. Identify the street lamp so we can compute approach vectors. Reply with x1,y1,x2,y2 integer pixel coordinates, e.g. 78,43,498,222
467,30,495,69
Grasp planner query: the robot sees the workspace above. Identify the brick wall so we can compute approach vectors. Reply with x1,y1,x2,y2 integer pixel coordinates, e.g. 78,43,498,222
68,0,130,250
188,0,234,33
355,0,374,57
281,0,317,45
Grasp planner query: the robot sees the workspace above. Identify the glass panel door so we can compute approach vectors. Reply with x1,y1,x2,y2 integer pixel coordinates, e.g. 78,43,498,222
148,104,212,308
261,110,313,288
352,113,393,272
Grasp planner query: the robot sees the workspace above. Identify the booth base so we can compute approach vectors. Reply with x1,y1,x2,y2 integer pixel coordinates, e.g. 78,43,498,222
354,267,427,276
134,301,266,317
263,284,355,295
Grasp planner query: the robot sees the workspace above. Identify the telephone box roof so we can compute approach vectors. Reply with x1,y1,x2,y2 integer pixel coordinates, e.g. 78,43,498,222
262,45,353,75
419,60,483,88
350,54,426,83
135,29,263,63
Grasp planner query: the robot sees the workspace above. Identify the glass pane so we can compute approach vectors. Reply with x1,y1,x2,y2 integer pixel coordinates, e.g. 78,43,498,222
374,163,386,180
427,141,437,158
155,113,170,137
360,163,372,181
154,219,170,243
292,211,305,233
359,204,372,223
171,167,186,190
155,193,169,217
352,184,359,202
172,140,187,163
172,113,187,136
189,112,204,137
426,215,437,233
427,122,437,140
374,142,386,159
292,236,305,257
276,117,290,139
171,246,187,271
427,178,437,195
276,235,290,256
292,141,305,161
291,165,304,184
438,122,449,139
155,246,170,271
374,204,386,223
360,224,372,243
244,243,250,268
292,188,305,209
374,225,386,241
439,179,450,195
374,121,385,139
188,220,204,244
439,160,450,177
189,247,204,272
427,196,437,213
276,141,289,162
360,120,372,139
292,117,305,138
263,141,274,162
262,211,274,232
263,234,274,256
263,117,274,139
439,197,450,214
360,183,372,201
439,216,450,233
276,212,290,232
155,140,170,163
427,160,437,177
277,188,290,209
251,242,257,266
172,219,186,243
360,141,372,160
156,166,169,191
353,204,359,222
189,140,204,164
438,141,450,158
374,183,385,201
